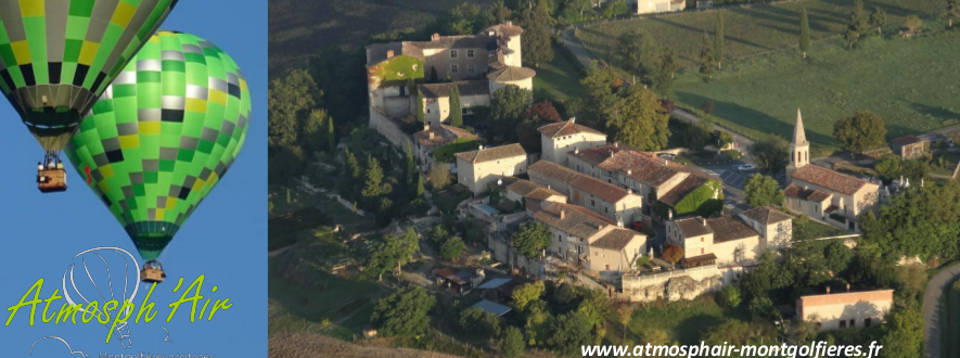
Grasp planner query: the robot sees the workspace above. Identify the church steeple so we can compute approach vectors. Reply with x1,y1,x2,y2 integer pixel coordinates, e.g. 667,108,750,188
787,108,810,176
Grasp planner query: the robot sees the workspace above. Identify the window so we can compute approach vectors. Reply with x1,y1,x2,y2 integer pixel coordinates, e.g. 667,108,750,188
450,50,458,58
700,248,704,254
451,64,458,73
467,49,475,58
839,320,846,328
467,63,474,73
700,237,704,242
849,319,855,328
864,318,871,327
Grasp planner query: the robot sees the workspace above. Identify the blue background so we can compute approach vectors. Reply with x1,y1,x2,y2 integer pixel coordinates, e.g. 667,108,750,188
0,1,267,355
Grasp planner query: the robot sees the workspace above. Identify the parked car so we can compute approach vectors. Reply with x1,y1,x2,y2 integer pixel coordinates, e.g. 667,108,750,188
657,153,676,160
631,221,644,231
737,163,756,172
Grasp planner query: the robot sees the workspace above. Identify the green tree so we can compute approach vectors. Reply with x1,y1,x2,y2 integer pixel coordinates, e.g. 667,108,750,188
714,12,724,70
326,113,336,151
303,109,330,154
268,68,319,149
428,162,452,189
750,137,789,174
459,307,502,339
490,0,512,24
947,0,960,28
490,85,534,141
500,326,526,357
874,155,902,182
512,281,545,311
608,86,670,150
901,160,928,181
702,319,772,345
370,286,436,337
367,227,420,280
698,31,715,79
833,111,886,153
405,144,417,187
447,2,487,34
903,15,923,35
880,305,924,358
361,155,386,199
602,0,628,19
416,173,425,197
547,312,594,355
745,173,785,207
615,28,660,85
799,8,811,58
579,61,622,126
521,0,554,68
428,224,450,246
870,8,887,36
449,84,463,127
718,285,742,309
860,181,960,260
512,221,550,258
440,236,467,262
654,48,679,93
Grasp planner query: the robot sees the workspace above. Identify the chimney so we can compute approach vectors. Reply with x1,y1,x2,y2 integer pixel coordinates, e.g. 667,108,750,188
386,49,394,58
614,142,619,148
627,169,632,175
846,283,851,292
428,131,435,140
574,147,580,154
560,208,566,220
424,122,431,131
547,184,552,190
701,217,707,226
569,117,576,124
826,286,831,294
664,159,668,166
505,20,512,26
627,188,633,195
617,220,624,228
431,33,440,41
478,145,485,150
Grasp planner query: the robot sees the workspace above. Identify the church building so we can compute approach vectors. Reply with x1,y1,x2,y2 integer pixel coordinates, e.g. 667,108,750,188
783,109,880,231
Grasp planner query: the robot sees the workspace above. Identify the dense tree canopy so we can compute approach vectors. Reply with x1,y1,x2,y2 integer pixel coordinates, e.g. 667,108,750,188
370,286,436,337
367,227,420,281
268,68,320,150
880,305,924,358
490,85,534,141
580,62,669,150
860,182,960,261
833,110,886,153
520,0,554,68
750,137,789,174
799,8,811,58
512,222,551,258
744,173,784,207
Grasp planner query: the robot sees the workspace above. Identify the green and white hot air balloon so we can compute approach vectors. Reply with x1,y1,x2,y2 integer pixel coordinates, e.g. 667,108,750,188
0,0,178,192
65,31,250,283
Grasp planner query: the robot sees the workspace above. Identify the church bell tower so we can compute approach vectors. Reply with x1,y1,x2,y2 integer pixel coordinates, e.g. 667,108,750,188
786,108,809,177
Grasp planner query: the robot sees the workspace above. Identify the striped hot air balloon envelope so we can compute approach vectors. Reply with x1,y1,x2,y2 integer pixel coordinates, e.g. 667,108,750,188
65,31,250,280
0,0,177,190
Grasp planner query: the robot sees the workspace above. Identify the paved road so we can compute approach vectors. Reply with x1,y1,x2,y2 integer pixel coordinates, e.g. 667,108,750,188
924,262,960,358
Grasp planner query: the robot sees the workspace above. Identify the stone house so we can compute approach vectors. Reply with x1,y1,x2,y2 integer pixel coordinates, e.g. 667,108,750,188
503,178,567,212
413,123,477,169
366,22,535,152
455,143,528,194
785,109,880,231
528,160,644,224
796,289,893,331
636,0,686,14
538,118,608,165
666,206,791,267
532,202,647,281
566,143,721,217
889,135,930,160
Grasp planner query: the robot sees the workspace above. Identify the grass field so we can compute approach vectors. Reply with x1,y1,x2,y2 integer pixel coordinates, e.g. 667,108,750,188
575,0,944,68
670,31,960,151
945,279,960,358
533,42,587,101
626,295,727,344
792,216,848,241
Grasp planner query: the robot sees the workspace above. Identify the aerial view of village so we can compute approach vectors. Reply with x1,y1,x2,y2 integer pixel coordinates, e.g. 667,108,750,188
267,0,960,357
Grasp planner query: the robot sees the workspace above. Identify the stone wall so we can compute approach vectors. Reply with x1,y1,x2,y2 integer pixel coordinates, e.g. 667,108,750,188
620,264,743,302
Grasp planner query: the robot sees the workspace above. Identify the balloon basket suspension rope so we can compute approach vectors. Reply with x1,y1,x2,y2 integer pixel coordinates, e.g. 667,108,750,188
37,151,67,193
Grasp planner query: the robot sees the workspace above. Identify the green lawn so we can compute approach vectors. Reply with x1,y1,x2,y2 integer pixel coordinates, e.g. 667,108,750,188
793,216,847,241
670,32,960,152
533,42,586,102
576,0,944,68
945,279,960,358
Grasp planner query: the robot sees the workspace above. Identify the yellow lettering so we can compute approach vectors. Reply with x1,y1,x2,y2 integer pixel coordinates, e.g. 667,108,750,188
136,282,158,323
107,300,134,343
167,275,205,323
6,278,44,326
41,288,63,323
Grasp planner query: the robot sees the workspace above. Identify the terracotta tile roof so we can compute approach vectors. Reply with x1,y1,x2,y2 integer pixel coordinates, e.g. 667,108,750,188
798,289,894,308
570,175,631,203
528,160,582,184
533,202,614,239
568,145,701,187
706,216,759,243
591,228,642,250
366,42,425,65
413,124,478,149
537,118,605,138
740,206,792,225
674,217,713,238
684,253,717,264
505,178,541,197
419,80,489,98
659,175,709,207
784,184,832,202
409,35,494,50
790,165,870,196
455,143,526,163
487,66,536,81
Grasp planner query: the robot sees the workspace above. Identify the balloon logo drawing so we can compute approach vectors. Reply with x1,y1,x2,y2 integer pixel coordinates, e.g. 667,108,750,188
61,247,141,349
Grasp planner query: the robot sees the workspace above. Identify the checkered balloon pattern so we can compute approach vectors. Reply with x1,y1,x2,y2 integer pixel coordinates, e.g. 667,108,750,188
65,31,251,261
0,0,177,151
